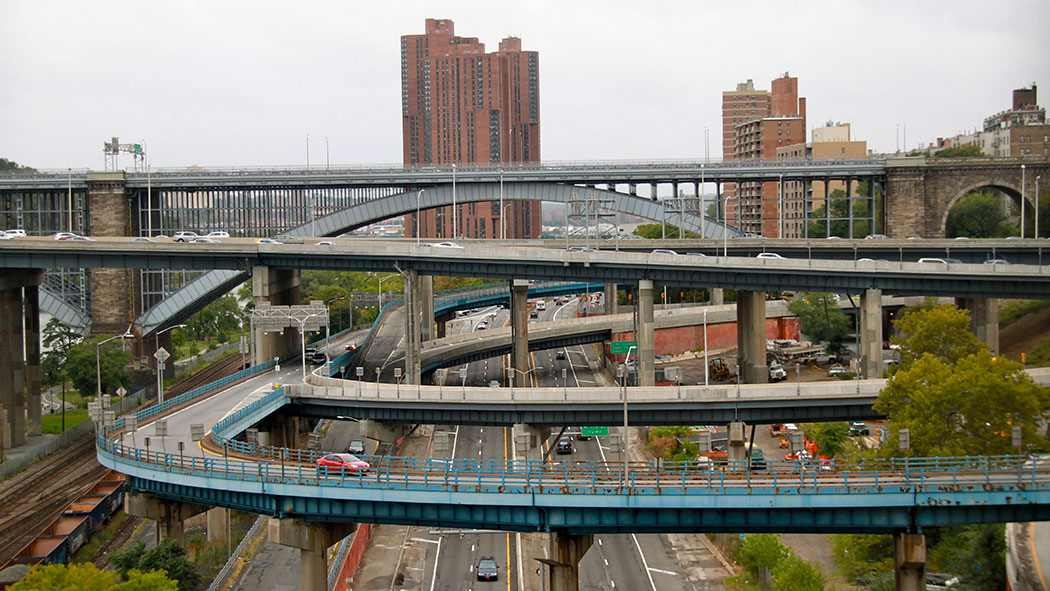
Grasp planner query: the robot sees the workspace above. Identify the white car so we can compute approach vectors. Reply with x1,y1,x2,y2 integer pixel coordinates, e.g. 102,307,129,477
317,241,334,246
756,252,785,260
430,241,464,248
192,237,219,244
3,229,26,237
173,231,199,242
131,237,152,243
650,249,678,256
52,232,78,240
256,238,279,244
206,231,230,239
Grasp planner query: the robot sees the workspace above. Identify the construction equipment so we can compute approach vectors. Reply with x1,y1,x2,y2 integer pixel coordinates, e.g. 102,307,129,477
708,357,732,382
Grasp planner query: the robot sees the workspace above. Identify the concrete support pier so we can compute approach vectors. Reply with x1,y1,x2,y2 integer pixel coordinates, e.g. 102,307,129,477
736,290,767,383
404,270,421,385
636,279,655,387
513,423,551,463
24,283,41,436
860,288,884,379
545,531,594,591
360,419,411,444
956,297,1000,354
710,288,724,306
125,492,209,547
268,518,356,591
894,533,926,591
420,274,435,342
510,279,530,387
1,269,43,448
252,266,301,365
603,283,617,315
206,507,228,543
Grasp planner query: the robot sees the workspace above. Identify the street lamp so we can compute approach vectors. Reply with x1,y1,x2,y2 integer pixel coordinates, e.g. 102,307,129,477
703,308,709,387
723,194,735,257
1021,164,1026,239
499,169,505,239
376,273,398,310
155,324,186,403
289,312,323,383
621,345,636,488
416,189,424,245
96,329,133,399
1036,175,1041,240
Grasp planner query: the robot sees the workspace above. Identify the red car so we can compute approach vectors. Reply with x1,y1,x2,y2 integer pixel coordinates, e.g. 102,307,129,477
317,453,370,475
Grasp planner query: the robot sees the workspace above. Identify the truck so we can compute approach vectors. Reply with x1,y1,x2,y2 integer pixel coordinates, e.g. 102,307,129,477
768,339,826,365
769,362,787,382
536,300,546,311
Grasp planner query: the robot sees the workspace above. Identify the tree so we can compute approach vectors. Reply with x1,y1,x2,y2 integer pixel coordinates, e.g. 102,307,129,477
874,351,1050,457
946,190,1013,238
771,553,826,591
41,318,82,389
937,524,1006,591
647,426,699,463
787,293,850,353
63,335,132,398
933,144,985,158
0,158,36,173
891,303,983,368
111,540,200,591
807,422,850,458
184,295,241,342
9,563,177,591
632,223,698,239
736,534,791,590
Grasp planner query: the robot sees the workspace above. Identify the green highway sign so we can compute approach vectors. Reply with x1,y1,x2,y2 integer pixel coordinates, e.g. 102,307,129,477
581,426,609,437
610,341,636,355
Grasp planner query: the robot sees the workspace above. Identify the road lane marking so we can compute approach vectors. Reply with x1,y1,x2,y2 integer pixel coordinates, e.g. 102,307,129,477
648,567,677,576
631,534,659,591
411,537,440,545
1033,523,1048,591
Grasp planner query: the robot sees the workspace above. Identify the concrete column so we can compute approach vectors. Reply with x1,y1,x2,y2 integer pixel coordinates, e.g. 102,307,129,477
24,284,41,436
0,288,17,449
252,266,301,365
546,531,593,591
404,270,420,385
956,298,1000,355
860,289,884,379
125,493,209,548
206,507,228,543
513,423,551,463
511,279,530,387
637,280,655,387
420,274,435,343
603,283,617,315
894,533,926,591
86,171,138,336
710,288,724,306
737,290,767,384
727,421,747,465
268,518,356,591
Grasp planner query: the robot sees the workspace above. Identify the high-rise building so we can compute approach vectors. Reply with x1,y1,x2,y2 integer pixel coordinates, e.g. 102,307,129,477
722,73,806,236
401,19,541,239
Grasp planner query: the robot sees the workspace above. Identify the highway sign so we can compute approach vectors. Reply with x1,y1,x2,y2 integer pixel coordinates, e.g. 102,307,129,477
581,426,608,437
610,341,636,355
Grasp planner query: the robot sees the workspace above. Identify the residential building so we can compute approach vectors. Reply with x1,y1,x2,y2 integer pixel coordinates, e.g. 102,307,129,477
401,18,542,239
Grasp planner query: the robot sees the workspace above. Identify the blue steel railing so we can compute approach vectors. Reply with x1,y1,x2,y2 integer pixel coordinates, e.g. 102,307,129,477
97,429,1048,496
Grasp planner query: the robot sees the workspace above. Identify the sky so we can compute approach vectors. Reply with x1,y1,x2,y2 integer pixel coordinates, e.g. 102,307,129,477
2,0,1048,171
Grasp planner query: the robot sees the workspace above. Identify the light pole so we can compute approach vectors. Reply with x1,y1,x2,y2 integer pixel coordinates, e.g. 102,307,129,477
451,163,457,239
377,273,398,311
723,194,735,256
499,169,505,239
621,345,636,488
154,323,186,401
1036,175,1041,240
96,330,132,399
703,308,709,387
290,312,323,383
67,169,73,233
306,134,310,167
1021,164,1026,239
325,136,330,170
416,189,424,245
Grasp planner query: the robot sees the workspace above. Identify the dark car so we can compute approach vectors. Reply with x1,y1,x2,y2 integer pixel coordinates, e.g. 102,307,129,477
555,439,573,455
347,439,366,454
849,421,870,436
575,431,591,441
476,556,499,581
556,350,566,360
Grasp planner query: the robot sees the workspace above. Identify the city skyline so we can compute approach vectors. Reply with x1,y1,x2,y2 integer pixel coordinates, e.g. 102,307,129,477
1,0,1048,169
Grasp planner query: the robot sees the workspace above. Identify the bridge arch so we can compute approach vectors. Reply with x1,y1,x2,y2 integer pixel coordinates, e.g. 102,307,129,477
939,180,1025,238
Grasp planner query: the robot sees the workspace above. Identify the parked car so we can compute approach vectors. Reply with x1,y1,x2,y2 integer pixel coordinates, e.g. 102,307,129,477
347,439,366,455
476,556,499,581
555,439,574,455
556,350,566,360
172,231,199,242
849,421,869,436
827,365,848,377
316,453,370,474
488,380,500,388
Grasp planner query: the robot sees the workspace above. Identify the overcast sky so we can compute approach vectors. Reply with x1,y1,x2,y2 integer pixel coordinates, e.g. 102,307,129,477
3,0,1048,170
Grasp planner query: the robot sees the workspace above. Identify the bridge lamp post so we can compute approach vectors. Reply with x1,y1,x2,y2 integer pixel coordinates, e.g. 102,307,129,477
416,189,424,245
289,312,323,383
723,194,735,257
452,164,457,239
1036,176,1041,240
96,329,133,400
703,308,709,387
376,273,398,310
1021,164,1026,239
499,169,504,240
621,345,636,488
154,324,186,402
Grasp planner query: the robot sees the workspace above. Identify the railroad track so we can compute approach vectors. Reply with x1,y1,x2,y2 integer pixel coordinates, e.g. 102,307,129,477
91,514,142,568
164,353,244,399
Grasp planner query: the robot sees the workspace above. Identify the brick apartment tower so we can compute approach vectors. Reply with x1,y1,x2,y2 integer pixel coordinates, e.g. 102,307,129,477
721,73,806,237
402,19,542,239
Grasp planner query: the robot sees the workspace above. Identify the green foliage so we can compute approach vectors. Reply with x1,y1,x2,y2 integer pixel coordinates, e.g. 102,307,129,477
787,293,850,352
647,426,699,462
875,350,1050,457
770,553,826,591
41,409,88,433
111,540,200,591
806,422,849,458
632,223,698,239
999,299,1050,327
1026,338,1050,367
41,318,82,387
64,335,132,398
933,524,1005,590
806,188,873,238
0,158,36,173
831,534,894,582
891,303,983,368
9,563,176,591
946,190,1014,238
933,144,985,158
185,295,242,342
737,534,790,577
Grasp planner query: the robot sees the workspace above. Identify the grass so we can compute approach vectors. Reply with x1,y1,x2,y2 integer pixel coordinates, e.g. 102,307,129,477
41,409,89,433
1026,339,1050,367
1000,299,1050,327
71,511,127,563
